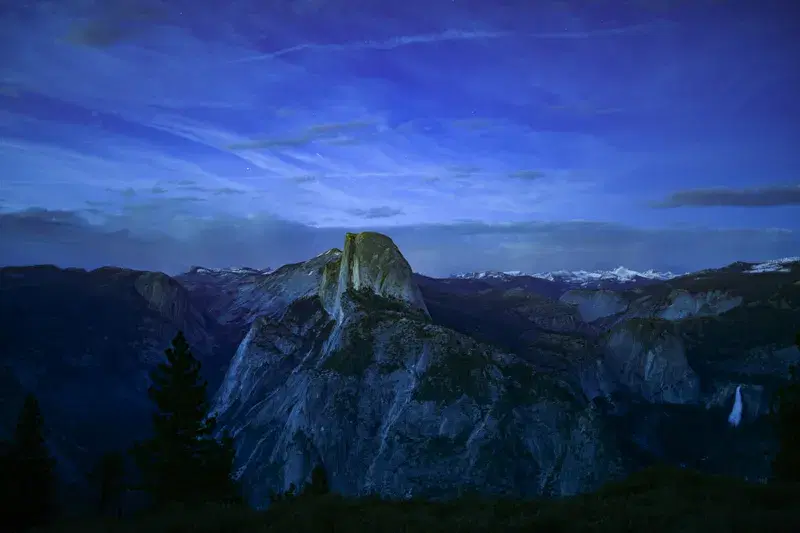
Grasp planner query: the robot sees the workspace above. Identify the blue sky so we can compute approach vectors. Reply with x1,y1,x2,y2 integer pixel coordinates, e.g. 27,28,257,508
1,0,798,275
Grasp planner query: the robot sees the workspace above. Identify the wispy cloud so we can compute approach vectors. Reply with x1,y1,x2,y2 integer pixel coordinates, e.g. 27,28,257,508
229,29,514,63
509,170,546,181
450,118,495,131
347,206,405,219
225,119,377,150
64,3,171,47
2,208,797,277
226,137,312,150
1,0,796,263
653,185,800,208
229,23,663,64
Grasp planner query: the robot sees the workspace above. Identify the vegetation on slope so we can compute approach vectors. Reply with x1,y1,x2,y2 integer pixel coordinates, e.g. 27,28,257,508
29,468,800,533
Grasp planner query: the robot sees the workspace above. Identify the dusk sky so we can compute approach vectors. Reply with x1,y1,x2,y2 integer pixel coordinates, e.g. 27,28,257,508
1,0,798,276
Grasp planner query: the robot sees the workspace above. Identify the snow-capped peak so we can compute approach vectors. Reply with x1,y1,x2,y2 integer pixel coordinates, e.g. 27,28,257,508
744,257,800,274
188,266,272,276
532,266,676,285
451,270,521,280
451,266,678,286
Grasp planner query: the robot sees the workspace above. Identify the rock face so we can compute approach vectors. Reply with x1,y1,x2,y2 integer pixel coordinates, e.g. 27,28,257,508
583,261,800,481
321,232,428,320
133,271,216,353
421,259,800,483
177,250,342,331
601,319,700,405
657,289,742,321
0,265,235,511
212,233,624,507
559,289,628,323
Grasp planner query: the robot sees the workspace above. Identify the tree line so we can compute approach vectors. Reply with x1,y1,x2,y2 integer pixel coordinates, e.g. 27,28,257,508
1,331,798,531
0,331,328,531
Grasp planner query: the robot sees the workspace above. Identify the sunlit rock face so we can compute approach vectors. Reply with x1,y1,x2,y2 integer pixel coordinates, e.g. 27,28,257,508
321,232,429,320
212,232,624,508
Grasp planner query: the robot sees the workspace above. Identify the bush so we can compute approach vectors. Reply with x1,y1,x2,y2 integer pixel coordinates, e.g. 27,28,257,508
37,466,800,533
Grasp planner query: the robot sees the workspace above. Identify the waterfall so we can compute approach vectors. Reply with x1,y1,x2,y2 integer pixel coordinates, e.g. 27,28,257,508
727,385,743,427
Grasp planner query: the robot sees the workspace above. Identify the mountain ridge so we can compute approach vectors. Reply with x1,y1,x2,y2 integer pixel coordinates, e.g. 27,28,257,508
209,232,627,505
447,257,800,285
450,266,678,286
1,240,798,510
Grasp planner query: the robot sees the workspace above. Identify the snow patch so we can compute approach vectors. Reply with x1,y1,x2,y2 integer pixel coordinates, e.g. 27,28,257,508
745,257,800,274
189,266,272,276
313,248,339,259
452,266,677,285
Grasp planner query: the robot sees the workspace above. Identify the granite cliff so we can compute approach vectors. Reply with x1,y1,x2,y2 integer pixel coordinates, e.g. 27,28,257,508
564,259,800,480
211,232,624,507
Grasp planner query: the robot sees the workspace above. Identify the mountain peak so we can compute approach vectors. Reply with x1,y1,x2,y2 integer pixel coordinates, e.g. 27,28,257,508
451,266,677,287
743,257,800,274
187,265,272,276
321,232,428,318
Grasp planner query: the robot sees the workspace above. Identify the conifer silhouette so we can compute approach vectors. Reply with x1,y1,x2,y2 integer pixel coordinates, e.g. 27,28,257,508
131,331,239,507
0,394,57,531
771,331,800,482
303,464,330,497
88,451,126,517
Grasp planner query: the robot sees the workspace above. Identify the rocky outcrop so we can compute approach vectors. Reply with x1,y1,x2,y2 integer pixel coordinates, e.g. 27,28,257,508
177,249,342,330
559,289,628,323
133,271,214,351
210,242,799,500
582,263,800,482
657,289,742,320
321,232,428,320
134,271,193,323
601,319,700,405
212,233,624,507
214,293,624,507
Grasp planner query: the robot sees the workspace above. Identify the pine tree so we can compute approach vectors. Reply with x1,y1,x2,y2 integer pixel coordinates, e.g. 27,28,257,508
269,465,330,504
88,451,126,517
771,331,800,483
0,394,57,531
131,331,239,508
303,464,330,497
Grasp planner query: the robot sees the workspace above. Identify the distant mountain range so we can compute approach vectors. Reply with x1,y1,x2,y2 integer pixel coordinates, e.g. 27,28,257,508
451,267,676,289
450,257,800,289
184,257,800,290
